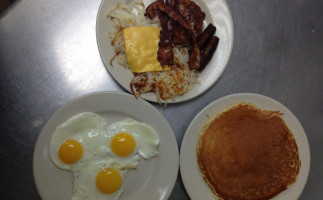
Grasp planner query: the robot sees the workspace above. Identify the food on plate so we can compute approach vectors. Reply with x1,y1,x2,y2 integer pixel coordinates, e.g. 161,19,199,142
174,0,206,38
123,26,170,73
49,112,107,170
49,112,159,200
157,10,174,66
72,160,128,200
197,103,300,200
197,23,216,50
107,0,219,102
145,0,202,70
105,118,160,169
108,118,160,159
200,36,219,70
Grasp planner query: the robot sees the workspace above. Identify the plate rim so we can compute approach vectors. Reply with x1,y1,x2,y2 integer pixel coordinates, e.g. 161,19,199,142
33,91,179,200
180,93,310,200
95,0,234,103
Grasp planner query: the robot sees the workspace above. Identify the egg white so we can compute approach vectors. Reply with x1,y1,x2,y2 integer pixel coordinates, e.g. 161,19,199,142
49,112,109,170
71,159,127,200
105,118,160,168
49,114,160,200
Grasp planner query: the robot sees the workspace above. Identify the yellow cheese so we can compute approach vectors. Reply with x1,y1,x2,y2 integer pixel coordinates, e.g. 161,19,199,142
124,27,170,73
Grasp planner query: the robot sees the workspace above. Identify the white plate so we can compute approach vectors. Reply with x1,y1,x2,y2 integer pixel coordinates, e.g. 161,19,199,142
180,93,310,200
33,92,179,200
96,0,234,103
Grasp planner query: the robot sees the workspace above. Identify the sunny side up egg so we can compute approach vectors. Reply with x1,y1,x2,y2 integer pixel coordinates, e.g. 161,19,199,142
49,112,160,200
72,159,127,200
49,112,108,170
105,118,160,169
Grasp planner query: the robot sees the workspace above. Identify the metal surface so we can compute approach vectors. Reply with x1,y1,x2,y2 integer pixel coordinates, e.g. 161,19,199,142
0,0,322,199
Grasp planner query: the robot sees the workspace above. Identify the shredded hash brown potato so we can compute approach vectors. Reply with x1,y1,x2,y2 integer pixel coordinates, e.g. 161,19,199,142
107,1,199,103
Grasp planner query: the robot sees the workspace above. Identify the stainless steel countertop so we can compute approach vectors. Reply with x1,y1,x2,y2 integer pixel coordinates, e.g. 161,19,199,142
0,0,322,199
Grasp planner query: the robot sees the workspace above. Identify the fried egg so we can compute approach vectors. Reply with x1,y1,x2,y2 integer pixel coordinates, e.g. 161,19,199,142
71,159,127,200
105,118,160,168
49,112,108,170
49,113,160,200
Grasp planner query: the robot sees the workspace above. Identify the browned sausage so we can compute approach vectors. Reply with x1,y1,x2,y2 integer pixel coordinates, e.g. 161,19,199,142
197,23,216,50
199,36,219,70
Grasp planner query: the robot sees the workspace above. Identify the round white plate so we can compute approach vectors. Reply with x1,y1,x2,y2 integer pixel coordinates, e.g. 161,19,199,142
33,92,179,200
180,93,310,200
96,0,234,103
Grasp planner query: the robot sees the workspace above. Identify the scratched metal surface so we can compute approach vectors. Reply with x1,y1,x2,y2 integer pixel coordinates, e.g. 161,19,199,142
0,0,322,199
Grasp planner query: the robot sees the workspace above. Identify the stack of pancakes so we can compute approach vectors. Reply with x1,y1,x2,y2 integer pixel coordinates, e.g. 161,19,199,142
197,103,300,200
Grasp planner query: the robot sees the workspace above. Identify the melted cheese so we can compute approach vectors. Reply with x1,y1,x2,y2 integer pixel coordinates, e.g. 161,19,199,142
124,27,170,73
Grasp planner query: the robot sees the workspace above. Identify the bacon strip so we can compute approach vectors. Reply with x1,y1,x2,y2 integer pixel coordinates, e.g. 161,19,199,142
165,0,192,45
157,12,174,65
175,0,205,38
172,26,191,45
145,1,191,31
166,0,176,6
145,1,201,69
189,43,201,70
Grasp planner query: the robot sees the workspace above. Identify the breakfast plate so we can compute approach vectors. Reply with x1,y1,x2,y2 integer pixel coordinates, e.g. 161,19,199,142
180,93,310,200
96,0,234,103
33,92,179,200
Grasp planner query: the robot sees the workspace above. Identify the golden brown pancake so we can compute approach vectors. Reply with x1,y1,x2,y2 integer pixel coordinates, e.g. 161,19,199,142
197,103,300,200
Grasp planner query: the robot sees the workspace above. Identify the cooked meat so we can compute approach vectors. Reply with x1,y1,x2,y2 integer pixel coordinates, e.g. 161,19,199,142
175,0,205,38
145,0,201,69
189,43,201,70
145,1,191,31
172,25,191,45
165,0,176,6
145,1,158,19
169,0,206,45
164,0,192,45
199,36,219,70
197,23,216,49
158,12,174,65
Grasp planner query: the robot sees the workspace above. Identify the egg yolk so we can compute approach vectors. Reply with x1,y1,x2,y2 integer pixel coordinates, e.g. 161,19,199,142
96,168,122,194
111,133,135,157
58,139,83,164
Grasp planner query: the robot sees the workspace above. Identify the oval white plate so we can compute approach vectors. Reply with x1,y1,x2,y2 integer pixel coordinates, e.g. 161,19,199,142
33,92,179,200
96,0,234,103
180,93,310,200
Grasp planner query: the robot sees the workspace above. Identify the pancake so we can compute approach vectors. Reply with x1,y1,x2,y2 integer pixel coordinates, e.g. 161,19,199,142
197,103,300,200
